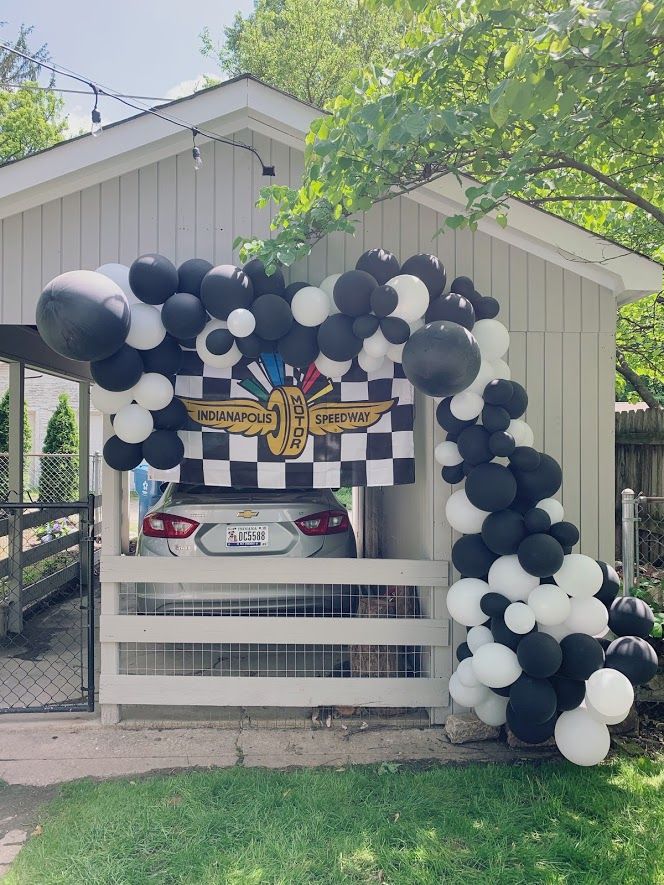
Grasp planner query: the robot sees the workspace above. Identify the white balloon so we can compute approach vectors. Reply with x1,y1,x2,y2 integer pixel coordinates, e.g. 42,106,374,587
471,643,522,688
467,625,494,654
538,621,572,642
527,585,571,626
449,671,490,708
446,578,490,627
504,602,536,634
386,274,430,323
132,373,174,411
554,708,610,766
226,308,256,338
508,419,534,448
386,341,405,363
112,403,154,444
554,554,604,599
564,596,609,637
314,353,351,379
473,319,509,360
125,303,166,350
96,263,133,300
320,274,341,314
435,441,463,467
445,490,489,534
457,657,481,688
585,668,634,722
409,318,425,334
90,385,134,414
488,555,540,602
291,286,330,327
489,358,511,380
536,498,564,525
196,319,242,369
363,328,390,358
468,360,496,395
450,390,484,421
584,697,626,726
358,350,385,373
475,693,509,726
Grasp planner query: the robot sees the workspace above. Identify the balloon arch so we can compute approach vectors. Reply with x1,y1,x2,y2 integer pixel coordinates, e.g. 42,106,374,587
36,249,658,766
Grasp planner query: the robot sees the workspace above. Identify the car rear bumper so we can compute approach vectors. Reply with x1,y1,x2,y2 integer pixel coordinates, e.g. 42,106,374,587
134,581,350,614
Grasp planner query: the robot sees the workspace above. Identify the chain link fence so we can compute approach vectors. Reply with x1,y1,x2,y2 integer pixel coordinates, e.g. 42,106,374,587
621,490,664,641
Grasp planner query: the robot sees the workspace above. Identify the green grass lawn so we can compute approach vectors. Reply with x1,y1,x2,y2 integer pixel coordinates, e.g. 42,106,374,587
5,757,663,885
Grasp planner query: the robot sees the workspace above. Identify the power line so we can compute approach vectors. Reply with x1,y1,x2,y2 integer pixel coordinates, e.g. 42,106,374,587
2,81,171,101
0,44,275,176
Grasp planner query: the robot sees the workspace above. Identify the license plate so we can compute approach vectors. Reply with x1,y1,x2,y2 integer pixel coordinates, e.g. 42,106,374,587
226,525,269,548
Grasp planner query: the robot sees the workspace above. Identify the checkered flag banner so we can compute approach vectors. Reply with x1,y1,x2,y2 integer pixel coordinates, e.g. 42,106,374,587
150,349,415,488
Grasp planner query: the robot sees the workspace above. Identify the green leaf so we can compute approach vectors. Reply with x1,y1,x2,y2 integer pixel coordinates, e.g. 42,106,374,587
504,45,521,72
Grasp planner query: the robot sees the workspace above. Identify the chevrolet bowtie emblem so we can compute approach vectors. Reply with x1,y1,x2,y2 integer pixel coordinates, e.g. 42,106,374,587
236,510,259,519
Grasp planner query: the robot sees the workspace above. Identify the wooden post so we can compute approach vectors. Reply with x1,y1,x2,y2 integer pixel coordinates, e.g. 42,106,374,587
100,415,122,724
6,361,24,635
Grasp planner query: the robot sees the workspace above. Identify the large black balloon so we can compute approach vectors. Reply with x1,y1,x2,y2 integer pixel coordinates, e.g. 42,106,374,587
517,534,565,578
483,379,513,406
200,265,254,319
504,382,528,419
177,258,213,297
237,333,269,359
402,321,481,398
425,293,475,331
401,253,446,299
252,293,293,341
512,453,562,503
480,592,510,618
549,675,586,712
143,430,185,470
608,596,654,639
436,398,477,435
278,322,319,368
523,508,551,535
103,435,144,471
595,560,620,608
450,275,475,300
37,270,130,361
141,336,184,376
481,510,526,555
242,258,285,296
333,270,377,317
456,641,473,663
481,404,510,433
161,292,208,339
517,632,562,679
604,636,658,686
457,425,493,465
509,675,557,724
380,316,410,345
465,463,517,512
356,248,400,286
559,633,605,680
489,431,516,458
370,285,398,318
509,447,541,472
475,296,500,320
353,314,380,339
283,281,308,305
129,254,178,305
549,521,580,548
318,315,363,361
151,397,188,431
441,464,465,485
451,535,497,578
91,344,143,392
506,705,557,744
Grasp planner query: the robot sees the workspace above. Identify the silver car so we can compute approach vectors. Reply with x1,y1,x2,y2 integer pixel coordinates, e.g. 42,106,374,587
136,484,357,614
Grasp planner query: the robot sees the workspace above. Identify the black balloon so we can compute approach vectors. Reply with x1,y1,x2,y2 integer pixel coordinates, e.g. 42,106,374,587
103,435,144,471
380,316,410,345
456,641,473,663
242,258,285,296
91,344,143,392
450,275,478,305
457,425,493,464
483,379,513,406
353,314,380,339
512,453,562,503
238,334,270,359
436,398,477,434
481,404,510,433
252,293,293,341
402,321,481,398
129,253,178,305
517,632,563,678
506,705,557,744
475,296,500,320
401,253,446,299
517,534,565,578
490,684,512,697
504,381,528,419
206,328,235,355
559,633,605,680
491,616,527,651
177,258,213,297
481,510,526,555
283,281,308,304
549,675,586,712
465,463,517,511
356,248,400,286
608,596,655,639
451,534,497,578
523,508,551,534
370,284,398,318
595,560,620,608
200,265,254,319
141,336,184,376
37,270,130,362
489,431,516,457
509,447,541,472
151,397,188,431
161,292,208,339
333,270,377,317
604,636,658,686
441,464,465,485
425,293,475,331
509,675,557,724
480,592,511,618
318,314,363,361
143,430,185,470
278,322,319,368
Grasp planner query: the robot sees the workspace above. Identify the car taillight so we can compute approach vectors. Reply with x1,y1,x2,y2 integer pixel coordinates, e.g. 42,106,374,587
295,510,350,536
142,512,199,539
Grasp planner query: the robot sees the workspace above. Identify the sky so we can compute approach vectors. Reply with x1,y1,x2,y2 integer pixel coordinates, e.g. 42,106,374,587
4,0,255,133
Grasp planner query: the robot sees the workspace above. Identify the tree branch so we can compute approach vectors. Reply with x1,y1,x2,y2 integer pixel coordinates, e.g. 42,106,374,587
616,349,662,409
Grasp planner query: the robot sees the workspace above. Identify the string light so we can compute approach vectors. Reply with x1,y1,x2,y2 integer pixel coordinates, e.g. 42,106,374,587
90,85,102,137
192,129,203,171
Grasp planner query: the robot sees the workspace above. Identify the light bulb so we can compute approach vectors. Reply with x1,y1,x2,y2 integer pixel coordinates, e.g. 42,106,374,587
91,108,102,137
192,145,202,171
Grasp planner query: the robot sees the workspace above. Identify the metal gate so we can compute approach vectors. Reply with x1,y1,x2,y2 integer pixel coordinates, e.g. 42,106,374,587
0,496,96,713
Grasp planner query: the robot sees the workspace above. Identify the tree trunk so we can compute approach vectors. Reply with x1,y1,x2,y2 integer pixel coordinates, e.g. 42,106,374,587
616,350,662,409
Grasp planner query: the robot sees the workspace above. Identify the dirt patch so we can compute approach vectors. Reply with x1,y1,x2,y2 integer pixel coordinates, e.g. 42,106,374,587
0,782,59,841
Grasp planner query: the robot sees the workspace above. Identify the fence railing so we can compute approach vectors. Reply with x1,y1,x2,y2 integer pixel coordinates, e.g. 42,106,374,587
0,452,102,502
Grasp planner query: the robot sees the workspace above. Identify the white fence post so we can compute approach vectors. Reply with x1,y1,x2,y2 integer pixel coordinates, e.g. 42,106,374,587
100,416,122,725
621,488,636,596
